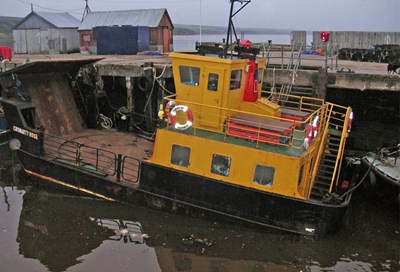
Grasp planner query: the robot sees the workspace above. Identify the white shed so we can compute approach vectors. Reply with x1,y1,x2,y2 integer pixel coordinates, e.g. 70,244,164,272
13,11,80,54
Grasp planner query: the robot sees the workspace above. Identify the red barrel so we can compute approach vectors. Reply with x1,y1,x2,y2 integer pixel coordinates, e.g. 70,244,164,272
320,32,330,42
0,46,12,61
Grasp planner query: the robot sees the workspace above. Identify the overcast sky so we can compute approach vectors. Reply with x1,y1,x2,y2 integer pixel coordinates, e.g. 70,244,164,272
3,0,399,32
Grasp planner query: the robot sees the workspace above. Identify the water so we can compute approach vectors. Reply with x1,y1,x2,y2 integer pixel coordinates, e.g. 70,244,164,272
173,34,314,52
0,165,399,272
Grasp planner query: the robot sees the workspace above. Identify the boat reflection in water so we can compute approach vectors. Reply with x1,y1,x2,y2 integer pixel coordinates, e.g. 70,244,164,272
0,166,398,272
17,188,161,272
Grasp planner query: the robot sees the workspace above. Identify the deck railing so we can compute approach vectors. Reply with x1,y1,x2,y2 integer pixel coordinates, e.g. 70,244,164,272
307,102,352,197
164,93,327,152
42,133,140,184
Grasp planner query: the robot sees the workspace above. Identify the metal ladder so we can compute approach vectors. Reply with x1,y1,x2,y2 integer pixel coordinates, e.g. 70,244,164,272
310,104,350,201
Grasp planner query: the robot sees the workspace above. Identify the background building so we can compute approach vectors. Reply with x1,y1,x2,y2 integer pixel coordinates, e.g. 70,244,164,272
79,9,174,54
13,11,80,54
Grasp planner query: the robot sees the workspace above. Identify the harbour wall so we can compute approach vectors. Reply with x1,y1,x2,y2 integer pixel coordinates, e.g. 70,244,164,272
291,31,400,50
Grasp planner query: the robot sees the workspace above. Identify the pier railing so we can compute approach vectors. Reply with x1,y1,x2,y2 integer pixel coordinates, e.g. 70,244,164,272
195,41,339,70
263,43,339,70
41,134,140,184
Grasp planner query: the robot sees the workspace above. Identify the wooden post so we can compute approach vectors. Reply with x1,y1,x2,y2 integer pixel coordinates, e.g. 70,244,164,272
125,76,134,131
314,68,328,100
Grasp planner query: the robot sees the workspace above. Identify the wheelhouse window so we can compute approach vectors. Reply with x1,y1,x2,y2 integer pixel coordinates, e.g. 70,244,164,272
171,145,190,167
179,66,200,86
211,154,231,177
207,73,219,91
229,69,242,90
253,164,275,187
21,108,36,129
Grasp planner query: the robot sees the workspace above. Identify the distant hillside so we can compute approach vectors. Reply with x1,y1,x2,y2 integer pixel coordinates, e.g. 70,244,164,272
0,16,21,36
0,16,293,46
0,16,21,47
174,24,293,36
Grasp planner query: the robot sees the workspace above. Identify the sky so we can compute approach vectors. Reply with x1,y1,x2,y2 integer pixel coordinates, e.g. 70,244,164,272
2,0,399,32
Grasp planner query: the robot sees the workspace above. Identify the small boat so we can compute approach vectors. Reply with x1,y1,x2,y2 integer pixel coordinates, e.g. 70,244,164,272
0,1,355,236
359,145,400,203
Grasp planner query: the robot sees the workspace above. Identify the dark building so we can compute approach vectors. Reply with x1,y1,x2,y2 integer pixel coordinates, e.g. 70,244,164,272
79,9,174,54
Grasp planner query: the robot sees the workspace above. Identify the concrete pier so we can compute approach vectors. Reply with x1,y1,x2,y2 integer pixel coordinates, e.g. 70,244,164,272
1,53,399,152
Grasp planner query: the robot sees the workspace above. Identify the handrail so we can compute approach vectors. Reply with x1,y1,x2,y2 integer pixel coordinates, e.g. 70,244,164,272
40,133,140,183
330,107,352,191
307,103,334,198
164,93,327,151
305,102,351,197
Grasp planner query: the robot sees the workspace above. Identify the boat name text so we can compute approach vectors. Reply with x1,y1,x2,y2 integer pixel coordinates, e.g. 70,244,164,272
13,126,39,140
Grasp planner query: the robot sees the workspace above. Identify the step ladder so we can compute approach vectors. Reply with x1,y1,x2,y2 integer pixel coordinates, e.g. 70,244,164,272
310,129,342,200
309,104,350,201
276,43,306,102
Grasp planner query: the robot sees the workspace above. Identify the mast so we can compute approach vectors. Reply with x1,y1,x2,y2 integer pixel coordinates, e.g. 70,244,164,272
81,0,91,22
224,0,251,59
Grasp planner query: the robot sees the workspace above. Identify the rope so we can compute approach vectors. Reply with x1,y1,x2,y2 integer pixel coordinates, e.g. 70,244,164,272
99,114,113,129
339,153,378,199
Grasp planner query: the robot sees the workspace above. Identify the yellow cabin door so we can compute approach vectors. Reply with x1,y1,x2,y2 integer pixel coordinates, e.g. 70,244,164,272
200,68,225,128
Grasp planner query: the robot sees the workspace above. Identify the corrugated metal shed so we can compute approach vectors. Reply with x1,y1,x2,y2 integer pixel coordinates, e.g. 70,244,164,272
13,11,80,54
79,9,169,30
14,11,80,29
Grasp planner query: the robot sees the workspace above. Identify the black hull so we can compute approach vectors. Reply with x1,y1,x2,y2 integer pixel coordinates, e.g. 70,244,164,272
140,161,350,236
17,150,350,236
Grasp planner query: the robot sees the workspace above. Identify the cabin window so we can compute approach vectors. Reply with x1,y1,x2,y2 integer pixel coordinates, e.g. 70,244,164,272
179,66,200,86
253,164,275,187
171,145,190,167
229,70,242,90
207,73,219,91
21,108,36,129
211,154,231,177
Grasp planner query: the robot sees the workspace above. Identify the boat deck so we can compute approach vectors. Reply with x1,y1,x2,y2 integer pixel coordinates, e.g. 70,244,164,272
42,129,154,187
171,126,306,157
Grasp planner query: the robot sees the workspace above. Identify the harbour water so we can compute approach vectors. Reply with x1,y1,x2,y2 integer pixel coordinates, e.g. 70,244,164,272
0,165,398,272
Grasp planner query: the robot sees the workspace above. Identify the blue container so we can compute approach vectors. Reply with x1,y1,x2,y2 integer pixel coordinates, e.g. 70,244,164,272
94,26,149,55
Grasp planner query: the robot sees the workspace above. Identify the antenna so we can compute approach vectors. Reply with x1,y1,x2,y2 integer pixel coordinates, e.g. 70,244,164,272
81,0,91,22
224,0,251,59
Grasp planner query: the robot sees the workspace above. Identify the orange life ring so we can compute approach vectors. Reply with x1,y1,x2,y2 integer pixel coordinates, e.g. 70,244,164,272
169,105,193,130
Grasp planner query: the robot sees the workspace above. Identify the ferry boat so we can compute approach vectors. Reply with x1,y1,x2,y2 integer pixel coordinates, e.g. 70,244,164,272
0,1,355,236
